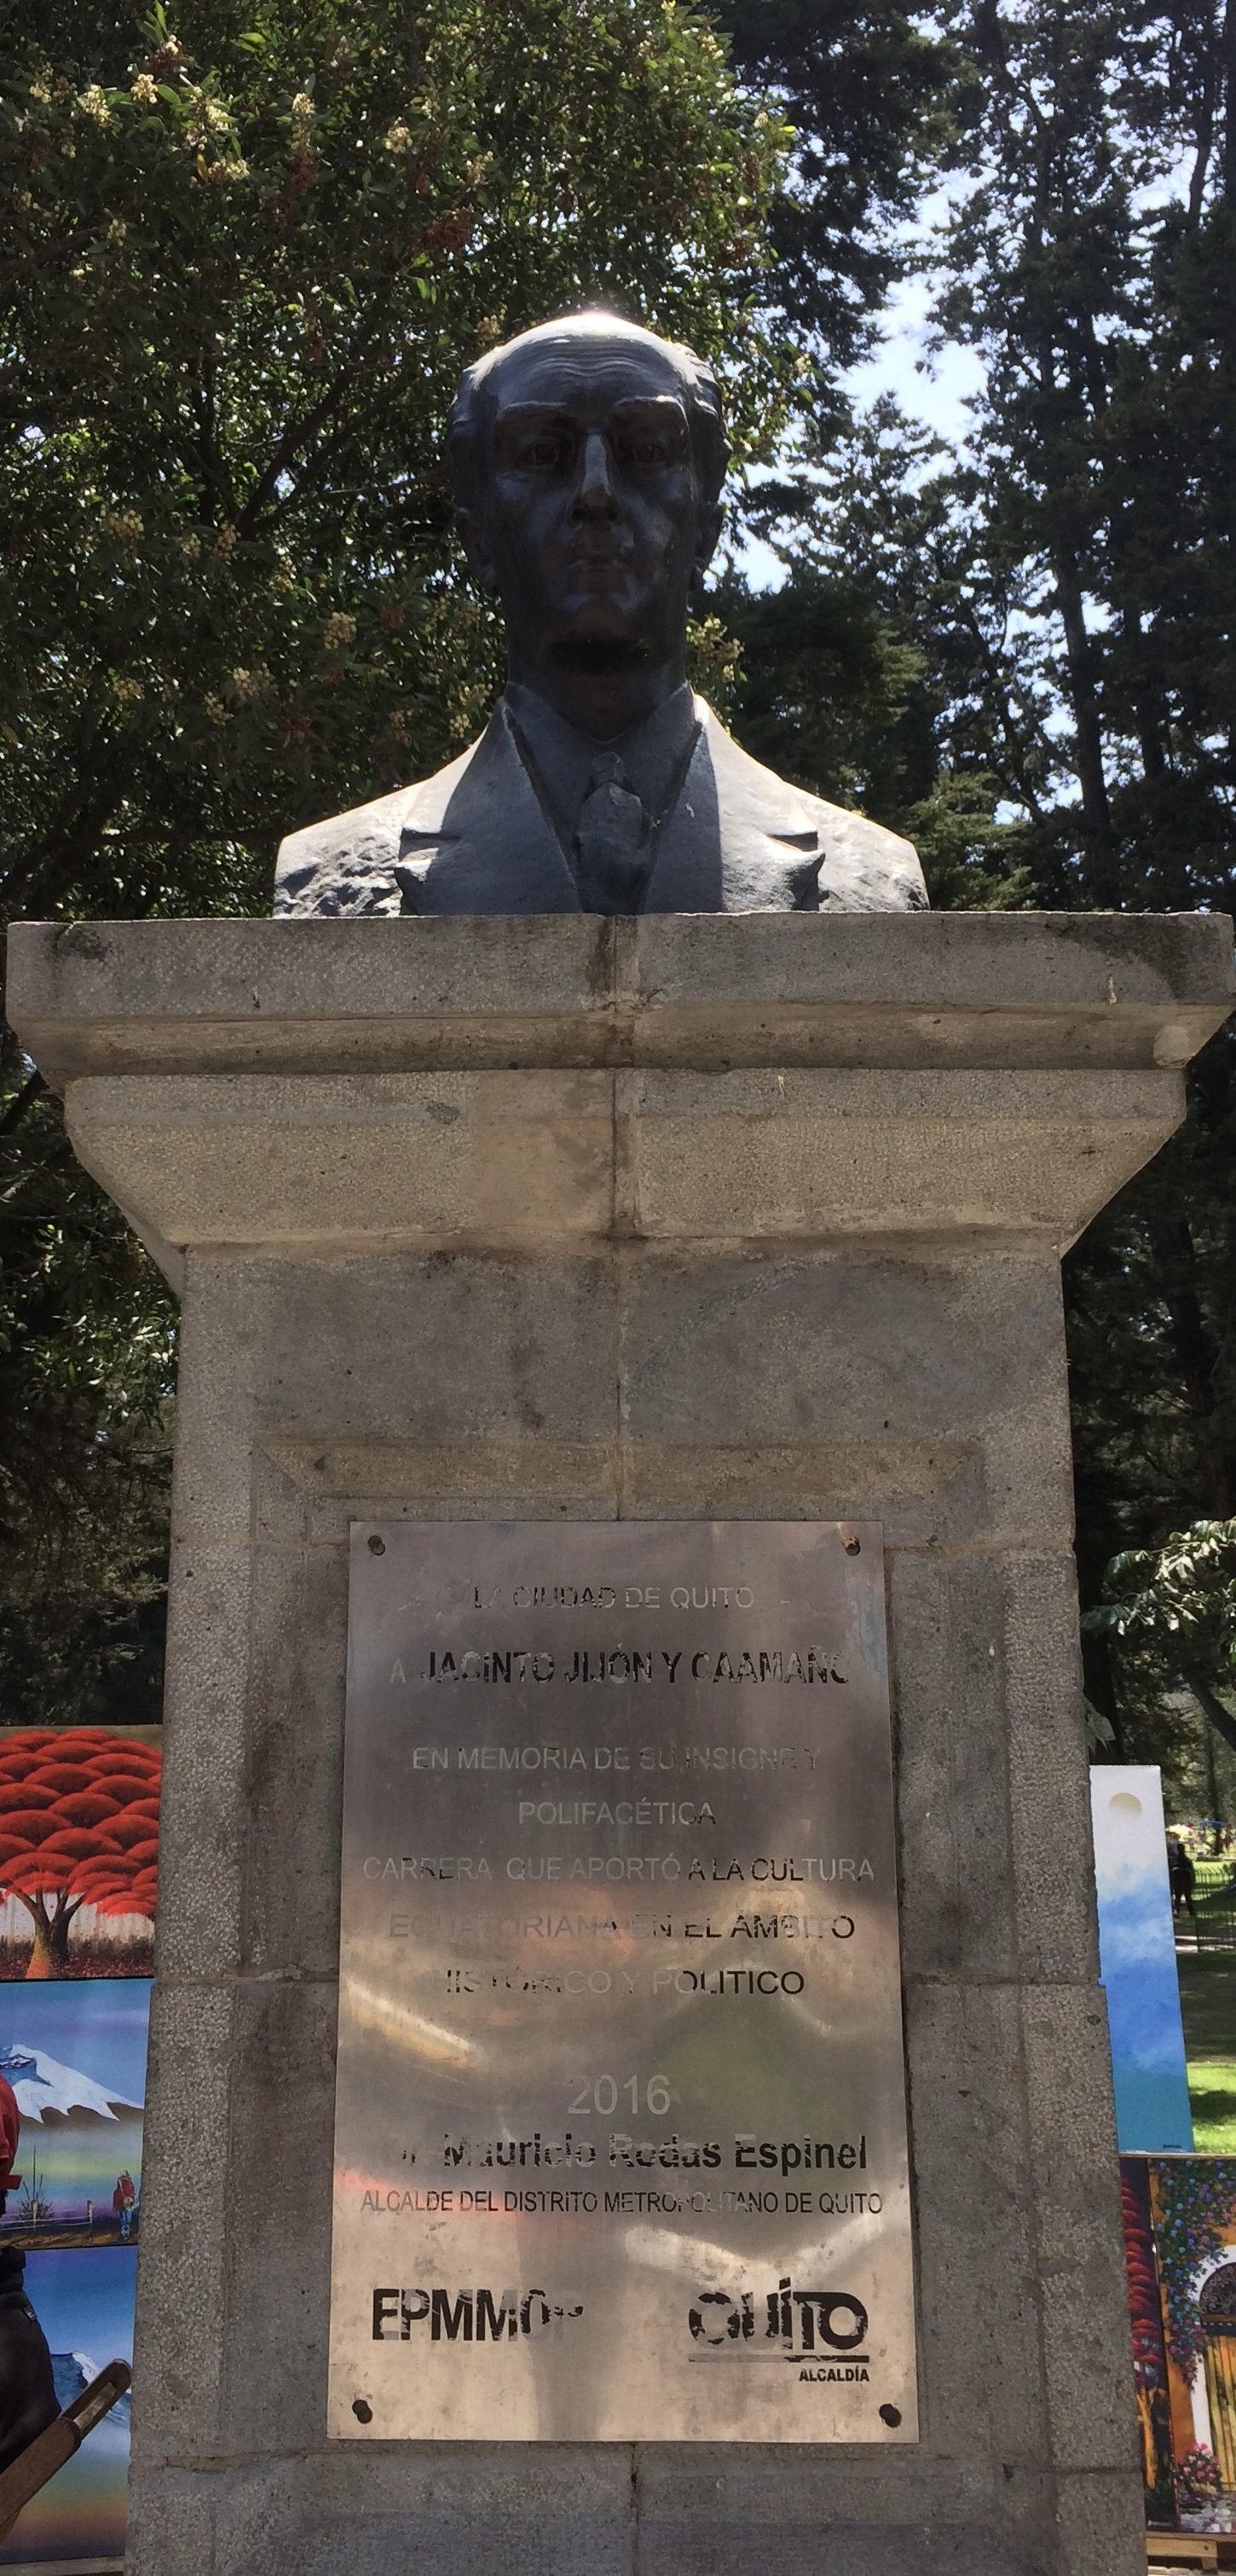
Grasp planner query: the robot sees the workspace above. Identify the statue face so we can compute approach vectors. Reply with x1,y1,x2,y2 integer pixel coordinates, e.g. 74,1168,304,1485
461,331,718,681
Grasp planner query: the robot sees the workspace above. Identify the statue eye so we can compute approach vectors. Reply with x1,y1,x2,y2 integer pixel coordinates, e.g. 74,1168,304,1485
624,435,667,466
522,434,565,469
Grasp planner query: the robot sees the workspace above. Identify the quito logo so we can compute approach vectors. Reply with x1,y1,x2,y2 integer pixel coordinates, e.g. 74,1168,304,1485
688,2275,868,2359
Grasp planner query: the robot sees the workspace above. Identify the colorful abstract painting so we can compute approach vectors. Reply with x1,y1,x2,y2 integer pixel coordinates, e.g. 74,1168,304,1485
1121,2154,1236,2536
1091,1767,1193,2151
0,1728,159,1984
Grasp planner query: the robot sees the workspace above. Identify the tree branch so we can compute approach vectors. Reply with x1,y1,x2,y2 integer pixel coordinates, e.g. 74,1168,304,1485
1186,1670,1236,1757
0,1071,45,1137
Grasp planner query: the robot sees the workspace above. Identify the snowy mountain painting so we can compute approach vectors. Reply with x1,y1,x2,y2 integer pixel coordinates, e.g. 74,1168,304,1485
0,2249,135,2567
0,1980,150,2243
0,2042,141,2124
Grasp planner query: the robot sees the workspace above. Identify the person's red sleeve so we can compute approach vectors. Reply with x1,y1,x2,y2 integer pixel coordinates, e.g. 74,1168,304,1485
0,2076,20,2191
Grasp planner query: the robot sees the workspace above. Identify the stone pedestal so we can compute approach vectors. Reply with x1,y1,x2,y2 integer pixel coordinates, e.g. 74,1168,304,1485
9,910,1233,2576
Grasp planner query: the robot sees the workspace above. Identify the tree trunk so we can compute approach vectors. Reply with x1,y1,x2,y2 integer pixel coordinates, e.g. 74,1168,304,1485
1149,1214,1235,1514
20,1897,55,1981
16,1891,78,1979
1081,1631,1125,1757
1205,1712,1223,1850
1051,545,1119,903
1186,1670,1236,1763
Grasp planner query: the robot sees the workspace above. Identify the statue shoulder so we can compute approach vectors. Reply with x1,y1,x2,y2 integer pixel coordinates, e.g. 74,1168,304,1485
700,709,929,912
273,738,481,917
804,790,928,912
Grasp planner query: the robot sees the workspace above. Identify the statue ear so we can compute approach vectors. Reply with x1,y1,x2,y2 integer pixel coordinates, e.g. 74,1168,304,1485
692,502,724,586
455,505,500,593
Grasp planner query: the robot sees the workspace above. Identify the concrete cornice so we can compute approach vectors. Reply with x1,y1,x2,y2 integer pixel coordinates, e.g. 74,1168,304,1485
7,913,1233,1289
8,911,1233,1078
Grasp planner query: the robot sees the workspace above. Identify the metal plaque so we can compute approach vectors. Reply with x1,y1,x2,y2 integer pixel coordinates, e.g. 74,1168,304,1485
329,1521,916,2443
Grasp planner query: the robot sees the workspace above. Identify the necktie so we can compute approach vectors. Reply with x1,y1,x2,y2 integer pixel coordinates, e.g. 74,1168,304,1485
573,755,652,916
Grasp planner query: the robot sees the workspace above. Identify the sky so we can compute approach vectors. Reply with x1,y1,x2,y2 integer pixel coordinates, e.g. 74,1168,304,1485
846,271,985,447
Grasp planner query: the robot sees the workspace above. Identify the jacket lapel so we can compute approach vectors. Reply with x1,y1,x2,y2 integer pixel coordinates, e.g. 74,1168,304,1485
643,706,823,913
398,705,580,914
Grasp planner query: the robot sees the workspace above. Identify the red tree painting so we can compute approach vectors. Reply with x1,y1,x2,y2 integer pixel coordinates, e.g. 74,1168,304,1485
0,1730,160,1977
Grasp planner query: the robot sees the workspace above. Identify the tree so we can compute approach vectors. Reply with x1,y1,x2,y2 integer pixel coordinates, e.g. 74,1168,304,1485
928,0,1236,1751
733,0,1236,1763
1083,1518,1236,1751
719,0,956,378
0,1728,160,1975
0,0,794,930
0,0,796,1719
0,1081,175,1731
716,402,1034,906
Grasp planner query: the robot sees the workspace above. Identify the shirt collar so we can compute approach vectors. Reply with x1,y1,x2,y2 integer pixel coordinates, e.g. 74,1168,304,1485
503,680,699,820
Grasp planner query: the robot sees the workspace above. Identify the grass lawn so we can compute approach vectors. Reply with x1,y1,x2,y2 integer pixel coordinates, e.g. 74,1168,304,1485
1177,1955,1236,2150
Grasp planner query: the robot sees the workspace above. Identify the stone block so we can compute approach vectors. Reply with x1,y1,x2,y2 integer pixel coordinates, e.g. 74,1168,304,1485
155,1537,251,1979
209,2448,638,2576
170,1258,264,1541
66,1068,617,1259
1005,1554,1100,1980
1020,1985,1138,2476
904,1981,1047,2460
218,1977,338,2458
619,1246,1072,1547
636,2513,1042,2576
1053,2467,1148,2576
890,1551,1016,1978
241,1536,347,1978
9,912,1232,1081
125,2472,217,2576
620,1065,1186,1248
243,1250,621,1453
634,2446,1052,2573
8,914,1220,2576
130,1980,236,2462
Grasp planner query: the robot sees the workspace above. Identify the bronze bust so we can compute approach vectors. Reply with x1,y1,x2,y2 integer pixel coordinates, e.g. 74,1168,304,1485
274,313,927,918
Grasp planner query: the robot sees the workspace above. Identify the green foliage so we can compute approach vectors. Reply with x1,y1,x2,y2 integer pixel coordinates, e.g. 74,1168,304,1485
8,0,1232,1766
1083,1518,1236,1763
1066,1016,1236,1757
0,0,793,928
1085,1521,1236,1664
720,402,1032,907
0,0,806,1725
924,0,1236,914
0,1074,174,1727
729,0,1236,1766
719,0,956,371
1083,1505,1236,1781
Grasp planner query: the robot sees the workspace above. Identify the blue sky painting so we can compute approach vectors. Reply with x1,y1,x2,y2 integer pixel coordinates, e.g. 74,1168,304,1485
1090,1768,1193,2153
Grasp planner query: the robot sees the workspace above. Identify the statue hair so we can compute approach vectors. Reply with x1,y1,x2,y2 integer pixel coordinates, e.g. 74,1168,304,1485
448,311,730,510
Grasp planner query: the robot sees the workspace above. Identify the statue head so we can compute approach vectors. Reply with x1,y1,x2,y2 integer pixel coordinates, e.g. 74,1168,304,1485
448,311,730,728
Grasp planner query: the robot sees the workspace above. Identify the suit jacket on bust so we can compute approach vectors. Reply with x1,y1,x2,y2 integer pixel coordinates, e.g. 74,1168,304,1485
273,693,928,918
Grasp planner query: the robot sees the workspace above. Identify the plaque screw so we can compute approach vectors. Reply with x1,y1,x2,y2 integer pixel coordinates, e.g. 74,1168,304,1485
844,1536,861,1555
352,2398,373,2423
879,2403,902,2428
367,1535,385,1556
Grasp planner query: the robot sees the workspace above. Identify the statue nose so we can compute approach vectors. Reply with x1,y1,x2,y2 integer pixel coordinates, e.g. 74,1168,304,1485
572,429,618,516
